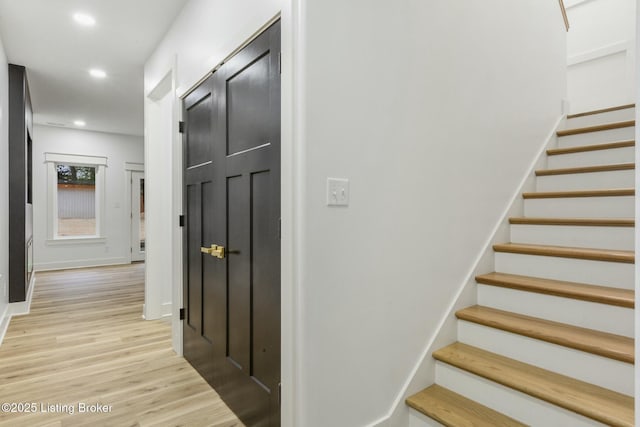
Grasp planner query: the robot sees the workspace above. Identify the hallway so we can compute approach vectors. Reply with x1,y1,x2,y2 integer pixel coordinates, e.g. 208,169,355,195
0,264,243,427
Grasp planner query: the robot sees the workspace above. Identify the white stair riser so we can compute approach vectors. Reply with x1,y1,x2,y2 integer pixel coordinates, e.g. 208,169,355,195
510,224,634,251
547,146,634,169
536,169,634,191
557,126,634,148
457,321,634,396
524,196,634,218
494,252,634,289
436,363,606,426
477,285,634,337
408,410,445,427
565,108,635,129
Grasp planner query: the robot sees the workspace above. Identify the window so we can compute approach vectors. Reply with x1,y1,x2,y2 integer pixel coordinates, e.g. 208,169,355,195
45,153,107,243
56,164,97,237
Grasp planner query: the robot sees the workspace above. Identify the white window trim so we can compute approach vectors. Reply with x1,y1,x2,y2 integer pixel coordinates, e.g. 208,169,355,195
45,152,107,244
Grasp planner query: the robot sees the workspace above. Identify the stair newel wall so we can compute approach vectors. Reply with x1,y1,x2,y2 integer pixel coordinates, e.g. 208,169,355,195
386,115,564,426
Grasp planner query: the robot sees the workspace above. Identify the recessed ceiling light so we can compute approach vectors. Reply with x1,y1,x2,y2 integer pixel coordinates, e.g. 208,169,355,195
73,13,96,27
89,69,107,79
74,120,86,127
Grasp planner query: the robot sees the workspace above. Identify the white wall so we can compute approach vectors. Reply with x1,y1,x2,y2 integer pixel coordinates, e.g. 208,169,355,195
566,0,636,112
145,0,283,98
144,77,174,321
296,1,566,426
146,0,566,426
0,34,9,332
32,125,143,271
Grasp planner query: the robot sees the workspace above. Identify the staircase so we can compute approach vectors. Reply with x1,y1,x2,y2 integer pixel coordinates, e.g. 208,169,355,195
406,104,636,427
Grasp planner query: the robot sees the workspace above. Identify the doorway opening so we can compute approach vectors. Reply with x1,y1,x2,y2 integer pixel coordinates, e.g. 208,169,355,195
130,171,145,262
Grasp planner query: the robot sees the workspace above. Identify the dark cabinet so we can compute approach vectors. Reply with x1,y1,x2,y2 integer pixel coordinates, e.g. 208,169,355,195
8,64,33,303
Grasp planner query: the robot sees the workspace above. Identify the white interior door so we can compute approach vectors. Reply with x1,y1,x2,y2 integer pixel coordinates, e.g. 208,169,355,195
131,171,145,261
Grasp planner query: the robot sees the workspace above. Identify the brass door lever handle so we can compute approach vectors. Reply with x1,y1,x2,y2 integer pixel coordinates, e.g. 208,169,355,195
200,244,226,259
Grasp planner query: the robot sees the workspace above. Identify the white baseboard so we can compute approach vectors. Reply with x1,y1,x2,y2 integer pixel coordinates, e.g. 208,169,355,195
0,274,37,347
9,273,36,316
567,40,629,66
161,302,172,318
0,304,10,348
377,114,565,426
34,257,129,272
142,301,173,321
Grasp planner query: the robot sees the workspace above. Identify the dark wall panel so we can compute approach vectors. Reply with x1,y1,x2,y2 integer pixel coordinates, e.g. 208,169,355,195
8,64,32,303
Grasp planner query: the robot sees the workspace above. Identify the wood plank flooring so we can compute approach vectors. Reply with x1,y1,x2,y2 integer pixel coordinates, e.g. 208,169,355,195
0,264,244,427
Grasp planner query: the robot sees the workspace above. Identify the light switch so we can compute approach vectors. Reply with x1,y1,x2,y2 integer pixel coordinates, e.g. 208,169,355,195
327,178,349,206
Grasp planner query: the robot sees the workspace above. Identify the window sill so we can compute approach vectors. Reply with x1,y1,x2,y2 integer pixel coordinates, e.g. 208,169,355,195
46,237,106,246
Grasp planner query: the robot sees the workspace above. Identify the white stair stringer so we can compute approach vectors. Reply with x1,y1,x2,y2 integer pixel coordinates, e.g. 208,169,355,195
457,320,633,396
523,194,633,218
476,284,633,337
494,252,633,289
536,169,634,191
435,362,606,427
557,126,634,148
510,223,634,250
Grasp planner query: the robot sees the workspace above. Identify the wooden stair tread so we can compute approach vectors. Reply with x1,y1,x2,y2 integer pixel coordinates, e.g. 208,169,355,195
535,162,634,176
522,188,634,199
556,120,635,137
567,104,635,119
493,242,634,264
547,139,634,156
509,217,634,227
475,272,634,308
433,342,634,427
406,384,526,427
455,306,634,363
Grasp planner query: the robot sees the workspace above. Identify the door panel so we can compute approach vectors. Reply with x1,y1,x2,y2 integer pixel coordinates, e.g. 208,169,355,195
186,183,201,331
214,20,281,426
251,170,278,390
182,79,217,384
227,53,271,155
186,94,212,167
201,180,218,344
226,174,250,372
183,20,280,426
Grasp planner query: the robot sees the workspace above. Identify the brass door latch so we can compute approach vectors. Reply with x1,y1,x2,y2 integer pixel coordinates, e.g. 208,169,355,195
200,244,226,259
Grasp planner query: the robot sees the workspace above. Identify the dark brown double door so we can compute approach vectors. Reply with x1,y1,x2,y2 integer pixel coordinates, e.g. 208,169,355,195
182,21,280,426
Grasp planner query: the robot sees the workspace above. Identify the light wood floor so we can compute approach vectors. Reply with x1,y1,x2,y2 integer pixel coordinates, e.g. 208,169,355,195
0,264,244,427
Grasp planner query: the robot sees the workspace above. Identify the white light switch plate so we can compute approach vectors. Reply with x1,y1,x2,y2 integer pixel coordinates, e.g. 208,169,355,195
327,178,349,206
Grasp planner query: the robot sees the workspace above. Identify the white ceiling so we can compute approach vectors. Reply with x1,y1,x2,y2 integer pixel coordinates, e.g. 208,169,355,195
0,0,188,136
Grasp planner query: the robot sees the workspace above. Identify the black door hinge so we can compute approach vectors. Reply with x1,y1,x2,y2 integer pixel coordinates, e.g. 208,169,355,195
278,382,281,406
179,215,185,227
179,308,185,320
278,52,282,74
178,121,185,133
